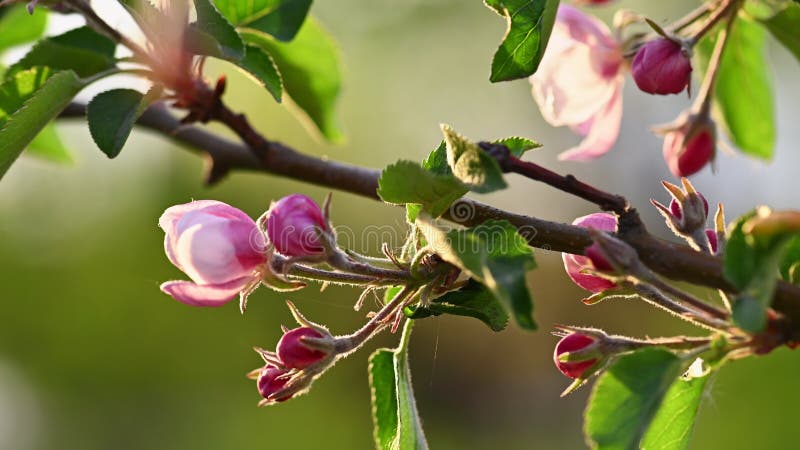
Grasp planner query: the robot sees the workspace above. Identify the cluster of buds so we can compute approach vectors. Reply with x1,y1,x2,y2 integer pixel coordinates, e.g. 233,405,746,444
158,194,337,312
249,302,336,406
650,178,724,254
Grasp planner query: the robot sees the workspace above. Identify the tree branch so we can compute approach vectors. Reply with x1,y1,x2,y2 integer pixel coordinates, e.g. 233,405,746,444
57,102,800,335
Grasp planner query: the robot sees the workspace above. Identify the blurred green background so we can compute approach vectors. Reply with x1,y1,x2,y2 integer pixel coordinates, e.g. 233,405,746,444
2,1,800,449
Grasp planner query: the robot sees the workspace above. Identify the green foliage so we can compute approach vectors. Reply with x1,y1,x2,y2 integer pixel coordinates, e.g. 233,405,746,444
640,371,709,450
236,45,283,102
585,348,703,450
368,321,428,450
697,17,775,159
7,27,117,79
494,136,541,156
442,124,507,193
27,124,72,164
194,0,246,61
755,2,800,63
87,88,161,159
723,210,799,332
240,19,343,142
377,160,467,218
417,217,536,330
405,279,509,331
215,0,312,41
0,4,48,52
484,0,560,82
0,67,87,179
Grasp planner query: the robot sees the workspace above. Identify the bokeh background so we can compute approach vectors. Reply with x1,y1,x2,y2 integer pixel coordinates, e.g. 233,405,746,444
2,1,800,449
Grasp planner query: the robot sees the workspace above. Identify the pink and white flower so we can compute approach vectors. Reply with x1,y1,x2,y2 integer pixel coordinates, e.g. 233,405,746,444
530,4,624,161
159,200,266,307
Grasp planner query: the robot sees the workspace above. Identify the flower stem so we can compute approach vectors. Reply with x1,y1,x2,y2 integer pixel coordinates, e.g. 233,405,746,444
335,285,417,355
687,0,739,47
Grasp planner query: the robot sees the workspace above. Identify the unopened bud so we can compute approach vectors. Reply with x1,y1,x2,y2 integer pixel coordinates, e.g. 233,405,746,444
277,327,332,370
659,113,716,178
256,365,293,403
554,333,599,379
632,38,692,95
562,213,618,293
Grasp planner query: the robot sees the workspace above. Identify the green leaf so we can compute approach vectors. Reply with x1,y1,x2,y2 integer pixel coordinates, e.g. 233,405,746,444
697,17,775,159
378,160,467,217
214,0,311,41
753,2,800,63
494,136,541,157
240,18,343,142
234,44,283,101
194,0,246,61
369,349,398,450
0,4,48,53
584,348,685,450
87,87,161,158
405,279,509,331
441,124,507,194
368,321,428,450
26,123,72,164
484,0,560,82
0,67,87,179
722,210,798,332
417,217,536,330
640,373,709,450
7,27,117,79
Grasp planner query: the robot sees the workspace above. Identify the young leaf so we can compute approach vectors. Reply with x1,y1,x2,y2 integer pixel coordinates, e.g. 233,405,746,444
0,4,48,52
494,136,541,157
240,18,343,142
87,88,161,159
584,348,685,450
368,321,429,450
417,217,537,330
193,0,246,61
441,124,507,194
723,209,800,332
369,349,398,450
235,45,283,101
640,371,709,450
377,160,467,217
754,2,800,63
484,0,560,82
0,67,87,179
7,27,117,79
26,123,72,164
405,279,509,331
696,17,775,159
214,0,312,42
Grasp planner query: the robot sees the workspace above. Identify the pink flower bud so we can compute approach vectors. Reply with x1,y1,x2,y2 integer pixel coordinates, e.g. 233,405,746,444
669,194,708,221
554,333,598,379
663,119,715,178
706,229,718,254
257,365,293,402
159,201,266,307
277,327,330,369
562,213,618,292
632,38,692,95
266,194,329,258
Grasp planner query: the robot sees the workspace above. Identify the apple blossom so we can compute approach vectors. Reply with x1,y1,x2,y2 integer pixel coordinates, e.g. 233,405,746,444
277,327,331,370
562,213,618,292
266,194,329,258
554,333,598,379
632,38,693,95
530,4,624,161
159,200,266,307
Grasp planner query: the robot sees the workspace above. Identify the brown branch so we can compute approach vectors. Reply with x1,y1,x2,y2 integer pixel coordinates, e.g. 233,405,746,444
57,103,800,337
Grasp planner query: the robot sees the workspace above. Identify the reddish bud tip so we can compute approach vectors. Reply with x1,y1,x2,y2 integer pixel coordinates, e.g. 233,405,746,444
257,365,293,402
562,213,618,293
632,38,692,95
277,327,329,370
663,122,715,178
554,334,598,379
669,193,708,221
706,229,718,254
266,194,329,257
